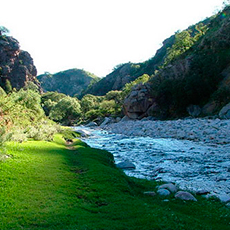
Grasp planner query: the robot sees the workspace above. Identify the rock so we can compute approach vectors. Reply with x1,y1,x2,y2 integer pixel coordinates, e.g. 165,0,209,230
0,36,40,91
175,191,197,201
196,190,210,195
202,101,219,116
123,83,155,119
217,194,230,203
219,102,230,119
158,183,178,193
141,116,156,121
143,191,156,197
100,117,112,126
116,160,136,169
116,117,121,123
187,105,201,117
85,121,98,127
157,189,171,196
226,202,230,207
121,116,131,122
75,128,91,137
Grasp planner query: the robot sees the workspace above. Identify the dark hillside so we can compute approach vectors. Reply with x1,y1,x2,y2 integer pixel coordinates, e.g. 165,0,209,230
37,69,99,97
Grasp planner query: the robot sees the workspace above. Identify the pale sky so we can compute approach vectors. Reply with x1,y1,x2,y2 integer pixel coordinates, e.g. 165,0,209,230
0,0,225,77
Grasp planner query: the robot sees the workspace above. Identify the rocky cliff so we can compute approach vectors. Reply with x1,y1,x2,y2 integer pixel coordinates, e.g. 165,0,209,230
37,69,99,97
0,35,40,91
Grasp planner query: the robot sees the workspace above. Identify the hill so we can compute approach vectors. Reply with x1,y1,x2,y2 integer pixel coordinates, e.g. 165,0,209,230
37,69,99,97
84,18,212,97
123,6,230,119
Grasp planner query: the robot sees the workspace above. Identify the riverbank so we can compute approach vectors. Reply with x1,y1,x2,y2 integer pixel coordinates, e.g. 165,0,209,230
1,133,230,229
103,118,230,145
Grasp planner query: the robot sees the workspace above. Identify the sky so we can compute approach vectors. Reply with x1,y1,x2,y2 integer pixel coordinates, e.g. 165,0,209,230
0,0,226,77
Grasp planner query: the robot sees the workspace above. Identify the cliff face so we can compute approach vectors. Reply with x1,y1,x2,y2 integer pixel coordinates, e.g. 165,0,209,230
37,69,99,97
0,35,40,91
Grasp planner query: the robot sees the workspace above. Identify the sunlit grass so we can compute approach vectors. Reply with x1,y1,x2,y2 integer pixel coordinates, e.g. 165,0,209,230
0,135,229,229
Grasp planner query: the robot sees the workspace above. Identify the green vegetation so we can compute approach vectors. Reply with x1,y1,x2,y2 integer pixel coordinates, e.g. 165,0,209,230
37,69,100,97
0,88,61,145
1,5,230,228
0,135,229,229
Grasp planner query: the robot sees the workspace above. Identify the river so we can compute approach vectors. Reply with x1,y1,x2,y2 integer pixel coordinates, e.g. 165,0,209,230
74,126,230,197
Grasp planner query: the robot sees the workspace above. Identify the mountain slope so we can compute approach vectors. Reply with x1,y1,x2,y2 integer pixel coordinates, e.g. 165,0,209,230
37,69,99,97
123,6,230,119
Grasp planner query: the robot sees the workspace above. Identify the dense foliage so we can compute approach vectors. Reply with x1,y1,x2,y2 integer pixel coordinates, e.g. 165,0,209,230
0,87,60,150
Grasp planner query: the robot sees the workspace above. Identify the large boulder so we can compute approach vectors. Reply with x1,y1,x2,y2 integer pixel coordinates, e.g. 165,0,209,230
175,191,197,201
219,102,230,119
123,83,155,119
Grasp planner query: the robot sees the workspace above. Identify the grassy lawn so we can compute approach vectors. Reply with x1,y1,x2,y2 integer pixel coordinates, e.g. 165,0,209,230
0,134,229,230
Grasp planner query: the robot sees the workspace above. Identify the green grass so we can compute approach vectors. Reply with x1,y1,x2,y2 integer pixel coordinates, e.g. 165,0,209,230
0,135,229,229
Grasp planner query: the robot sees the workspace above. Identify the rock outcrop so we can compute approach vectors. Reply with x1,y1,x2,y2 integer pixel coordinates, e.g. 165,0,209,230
0,35,40,91
123,83,155,119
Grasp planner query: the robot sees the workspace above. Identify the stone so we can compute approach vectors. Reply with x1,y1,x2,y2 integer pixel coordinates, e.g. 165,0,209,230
123,83,155,119
0,36,40,92
175,191,197,201
217,194,230,203
85,121,98,127
100,117,112,126
202,101,218,116
158,183,178,193
196,190,210,195
226,202,230,207
121,116,132,122
187,105,201,117
116,160,136,169
219,102,230,119
75,128,91,137
157,189,171,196
143,191,156,197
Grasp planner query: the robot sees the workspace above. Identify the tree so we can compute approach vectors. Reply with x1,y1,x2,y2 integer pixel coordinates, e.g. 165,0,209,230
4,79,12,94
0,26,9,36
80,94,101,113
49,96,81,123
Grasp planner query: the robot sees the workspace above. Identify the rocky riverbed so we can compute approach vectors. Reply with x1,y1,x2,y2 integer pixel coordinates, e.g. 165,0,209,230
75,118,230,202
102,118,230,144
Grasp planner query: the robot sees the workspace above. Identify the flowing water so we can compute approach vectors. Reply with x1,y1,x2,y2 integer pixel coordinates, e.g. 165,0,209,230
74,126,230,196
